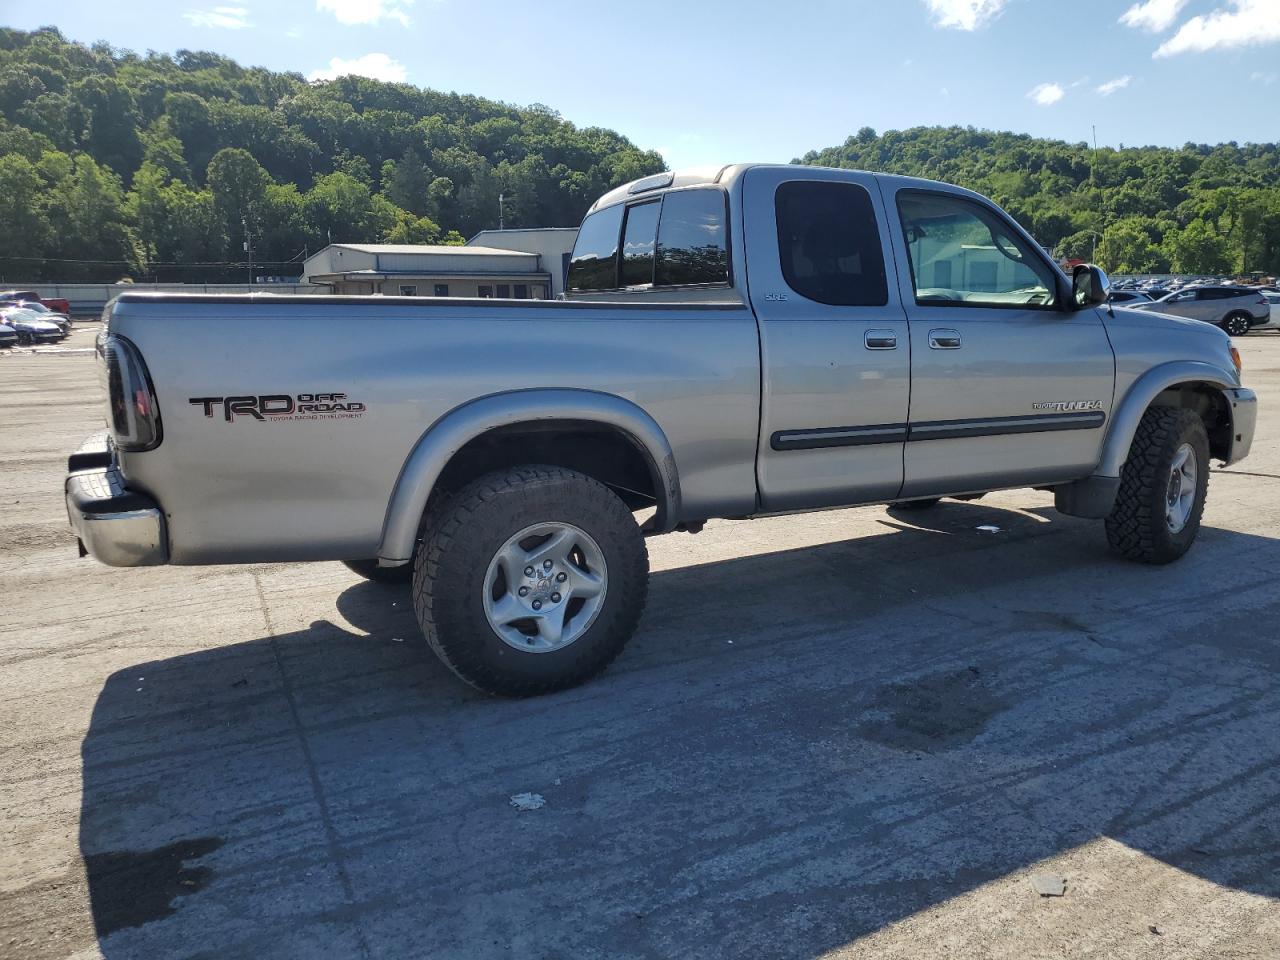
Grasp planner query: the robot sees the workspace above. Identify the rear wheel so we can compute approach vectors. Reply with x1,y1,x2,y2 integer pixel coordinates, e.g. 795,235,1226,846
412,465,649,696
1105,407,1209,564
1223,312,1252,337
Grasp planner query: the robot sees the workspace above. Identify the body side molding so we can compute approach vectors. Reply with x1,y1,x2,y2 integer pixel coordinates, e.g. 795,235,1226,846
378,389,681,563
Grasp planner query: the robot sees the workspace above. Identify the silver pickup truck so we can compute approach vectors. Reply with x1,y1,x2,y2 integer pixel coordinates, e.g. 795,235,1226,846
66,164,1258,696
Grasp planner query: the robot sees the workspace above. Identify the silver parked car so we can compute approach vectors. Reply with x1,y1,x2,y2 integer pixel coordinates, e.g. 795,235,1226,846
0,321,17,348
1132,285,1270,336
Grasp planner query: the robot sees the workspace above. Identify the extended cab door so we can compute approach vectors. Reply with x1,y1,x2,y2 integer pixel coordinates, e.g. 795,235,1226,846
884,185,1115,497
746,167,910,511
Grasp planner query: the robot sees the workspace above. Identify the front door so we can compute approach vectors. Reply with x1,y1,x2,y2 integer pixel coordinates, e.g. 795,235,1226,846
747,167,911,512
884,187,1115,497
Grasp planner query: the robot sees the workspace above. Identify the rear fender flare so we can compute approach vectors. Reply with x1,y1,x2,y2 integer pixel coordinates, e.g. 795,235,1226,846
378,389,680,563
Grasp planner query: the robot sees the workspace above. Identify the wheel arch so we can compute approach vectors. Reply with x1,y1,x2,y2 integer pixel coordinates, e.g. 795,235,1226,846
378,389,681,563
1098,362,1239,478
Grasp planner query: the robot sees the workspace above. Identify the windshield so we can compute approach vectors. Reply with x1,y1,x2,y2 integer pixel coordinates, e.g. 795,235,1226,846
19,302,50,313
1,309,41,322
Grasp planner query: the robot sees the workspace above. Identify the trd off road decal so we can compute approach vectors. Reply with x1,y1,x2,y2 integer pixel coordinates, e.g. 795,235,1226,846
189,393,366,422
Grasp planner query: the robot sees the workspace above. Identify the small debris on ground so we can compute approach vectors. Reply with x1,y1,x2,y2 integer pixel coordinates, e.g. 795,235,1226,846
392,637,405,643
231,678,248,688
1149,925,1163,936
1031,873,1066,897
975,524,1001,534
510,792,545,811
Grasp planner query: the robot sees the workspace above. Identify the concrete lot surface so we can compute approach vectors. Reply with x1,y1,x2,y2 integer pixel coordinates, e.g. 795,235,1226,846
1,326,1278,959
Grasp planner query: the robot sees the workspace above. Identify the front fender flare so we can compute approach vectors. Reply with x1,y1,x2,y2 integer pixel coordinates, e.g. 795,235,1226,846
377,389,681,563
1096,361,1238,478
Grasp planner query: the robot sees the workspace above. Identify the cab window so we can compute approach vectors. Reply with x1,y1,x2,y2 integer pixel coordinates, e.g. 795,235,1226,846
619,200,660,287
567,203,625,292
775,181,888,306
897,192,1057,308
655,189,729,286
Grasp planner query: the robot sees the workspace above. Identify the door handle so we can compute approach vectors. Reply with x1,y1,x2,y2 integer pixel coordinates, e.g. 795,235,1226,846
864,329,898,350
929,329,962,349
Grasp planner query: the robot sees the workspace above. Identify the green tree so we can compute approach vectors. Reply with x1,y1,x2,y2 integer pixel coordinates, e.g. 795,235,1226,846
0,153,52,265
1164,219,1234,274
206,147,271,254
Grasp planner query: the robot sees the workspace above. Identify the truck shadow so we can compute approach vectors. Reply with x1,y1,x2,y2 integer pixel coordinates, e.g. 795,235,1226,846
79,501,1280,958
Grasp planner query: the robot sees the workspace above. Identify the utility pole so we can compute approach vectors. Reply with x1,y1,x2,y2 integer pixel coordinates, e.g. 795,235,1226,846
242,216,254,289
498,192,506,230
1091,125,1103,263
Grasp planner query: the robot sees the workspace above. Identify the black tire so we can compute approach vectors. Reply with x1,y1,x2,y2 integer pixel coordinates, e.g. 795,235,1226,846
412,465,649,696
1222,312,1252,337
895,498,942,510
342,558,413,583
1105,407,1209,564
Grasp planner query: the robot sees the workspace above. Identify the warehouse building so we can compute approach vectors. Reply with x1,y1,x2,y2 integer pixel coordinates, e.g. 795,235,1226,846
299,228,578,299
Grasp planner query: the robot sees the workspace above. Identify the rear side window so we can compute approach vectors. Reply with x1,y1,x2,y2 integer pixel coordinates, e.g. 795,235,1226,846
655,189,729,286
775,181,888,306
568,203,625,291
620,201,661,287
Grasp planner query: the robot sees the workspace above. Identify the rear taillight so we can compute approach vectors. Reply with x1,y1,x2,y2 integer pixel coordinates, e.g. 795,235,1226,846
102,335,162,451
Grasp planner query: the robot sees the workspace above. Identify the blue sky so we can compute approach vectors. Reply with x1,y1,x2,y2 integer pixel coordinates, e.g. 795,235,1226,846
5,0,1280,168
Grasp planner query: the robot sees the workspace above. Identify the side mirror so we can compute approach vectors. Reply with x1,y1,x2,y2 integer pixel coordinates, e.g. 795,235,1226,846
1072,264,1110,308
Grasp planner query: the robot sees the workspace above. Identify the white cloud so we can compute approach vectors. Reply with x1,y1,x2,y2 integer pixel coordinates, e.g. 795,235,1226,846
921,0,1008,31
1096,75,1132,96
1119,0,1189,32
183,5,250,28
1252,70,1279,84
1027,82,1065,106
1155,0,1280,56
316,0,413,26
308,53,408,83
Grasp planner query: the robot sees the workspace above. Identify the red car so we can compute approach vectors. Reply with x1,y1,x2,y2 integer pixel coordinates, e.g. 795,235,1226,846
0,289,72,315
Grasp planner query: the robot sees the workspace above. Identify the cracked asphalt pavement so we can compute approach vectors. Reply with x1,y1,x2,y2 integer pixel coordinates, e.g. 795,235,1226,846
2,326,1278,959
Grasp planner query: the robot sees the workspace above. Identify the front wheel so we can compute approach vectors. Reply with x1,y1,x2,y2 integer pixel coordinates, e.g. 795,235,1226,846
412,465,649,696
1105,407,1209,564
1223,312,1252,337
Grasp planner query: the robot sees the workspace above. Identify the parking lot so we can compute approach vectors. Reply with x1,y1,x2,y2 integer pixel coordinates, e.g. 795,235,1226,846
1,325,1278,960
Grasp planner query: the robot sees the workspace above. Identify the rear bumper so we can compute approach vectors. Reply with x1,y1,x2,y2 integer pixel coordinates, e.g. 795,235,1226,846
65,434,168,567
1225,387,1258,466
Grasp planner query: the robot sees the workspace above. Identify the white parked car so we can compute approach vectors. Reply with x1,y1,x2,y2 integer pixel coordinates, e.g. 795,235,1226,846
0,322,17,348
1256,291,1280,331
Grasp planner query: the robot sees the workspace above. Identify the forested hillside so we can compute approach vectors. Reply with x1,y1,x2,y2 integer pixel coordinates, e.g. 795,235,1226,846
0,27,664,281
800,127,1280,277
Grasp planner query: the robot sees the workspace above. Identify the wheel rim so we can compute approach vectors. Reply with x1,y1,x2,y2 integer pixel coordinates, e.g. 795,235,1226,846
482,522,608,653
1227,316,1248,336
1165,442,1198,534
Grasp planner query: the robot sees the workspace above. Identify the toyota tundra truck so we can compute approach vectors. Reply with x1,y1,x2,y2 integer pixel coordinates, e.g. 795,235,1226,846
65,164,1258,696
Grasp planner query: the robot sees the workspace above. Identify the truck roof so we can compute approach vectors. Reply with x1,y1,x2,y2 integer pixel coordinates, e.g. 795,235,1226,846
588,163,973,215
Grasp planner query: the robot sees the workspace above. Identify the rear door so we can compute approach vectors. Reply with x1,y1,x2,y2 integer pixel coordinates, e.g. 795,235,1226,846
884,185,1115,496
746,167,910,511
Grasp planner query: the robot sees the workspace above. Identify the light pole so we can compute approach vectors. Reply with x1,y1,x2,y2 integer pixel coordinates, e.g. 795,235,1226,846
242,216,254,289
498,192,506,230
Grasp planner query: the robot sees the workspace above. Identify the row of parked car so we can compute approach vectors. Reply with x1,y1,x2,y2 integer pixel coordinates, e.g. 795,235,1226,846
1107,281,1277,337
0,289,75,347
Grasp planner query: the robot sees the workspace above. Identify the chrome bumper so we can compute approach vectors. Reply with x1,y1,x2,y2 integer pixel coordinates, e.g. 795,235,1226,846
65,434,168,567
1225,387,1258,466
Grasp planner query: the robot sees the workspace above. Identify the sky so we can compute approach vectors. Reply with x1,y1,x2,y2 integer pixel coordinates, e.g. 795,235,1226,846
4,0,1280,168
